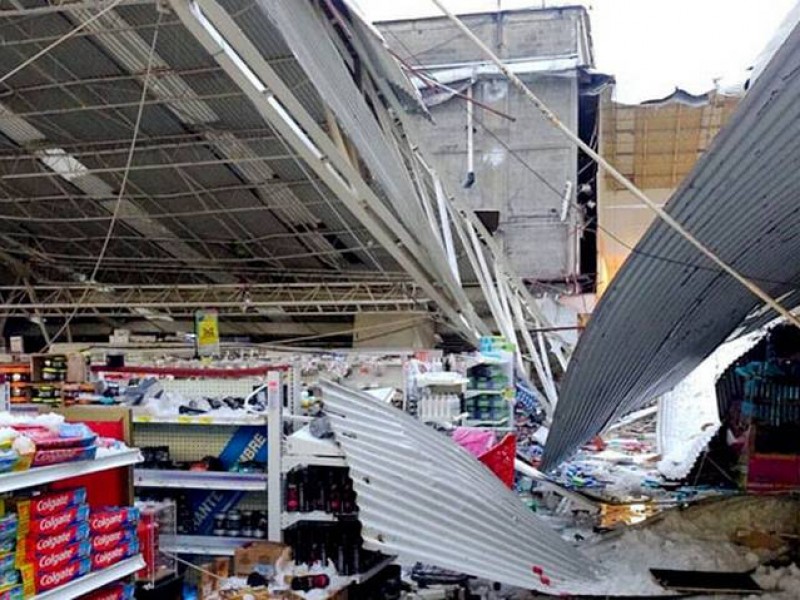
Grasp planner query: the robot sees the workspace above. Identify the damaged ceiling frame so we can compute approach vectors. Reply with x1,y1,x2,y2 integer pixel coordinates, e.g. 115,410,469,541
170,0,491,341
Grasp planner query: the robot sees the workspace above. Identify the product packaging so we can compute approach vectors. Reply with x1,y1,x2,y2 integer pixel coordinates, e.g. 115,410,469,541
81,582,135,600
23,540,91,572
17,505,89,537
89,507,140,534
90,527,136,553
20,557,90,595
15,522,90,561
11,488,87,524
91,540,139,571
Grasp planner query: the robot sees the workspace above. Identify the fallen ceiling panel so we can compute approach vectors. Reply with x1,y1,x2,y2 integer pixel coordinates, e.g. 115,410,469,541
320,380,597,594
542,21,800,469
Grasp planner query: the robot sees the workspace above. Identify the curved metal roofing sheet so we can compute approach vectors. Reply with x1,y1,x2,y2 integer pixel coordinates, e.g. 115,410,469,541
320,380,598,594
542,20,800,470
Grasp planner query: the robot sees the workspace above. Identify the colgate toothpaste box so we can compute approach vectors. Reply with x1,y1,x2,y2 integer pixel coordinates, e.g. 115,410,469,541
15,522,89,562
17,504,89,537
11,488,86,523
21,540,91,573
81,582,135,600
91,540,138,571
20,557,90,596
89,507,139,534
91,527,136,553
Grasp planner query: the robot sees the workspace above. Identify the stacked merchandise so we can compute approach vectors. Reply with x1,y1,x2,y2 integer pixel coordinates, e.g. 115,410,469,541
30,356,67,408
284,467,356,516
283,522,387,579
0,367,30,406
463,337,515,427
0,418,105,474
81,582,135,600
0,486,139,597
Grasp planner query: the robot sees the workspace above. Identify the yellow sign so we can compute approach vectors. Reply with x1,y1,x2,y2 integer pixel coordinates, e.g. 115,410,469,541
195,309,220,356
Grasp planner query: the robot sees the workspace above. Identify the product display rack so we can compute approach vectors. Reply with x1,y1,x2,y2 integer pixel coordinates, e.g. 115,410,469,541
160,535,256,557
123,365,296,554
0,443,144,598
271,375,397,595
32,556,146,600
0,448,141,493
133,469,268,491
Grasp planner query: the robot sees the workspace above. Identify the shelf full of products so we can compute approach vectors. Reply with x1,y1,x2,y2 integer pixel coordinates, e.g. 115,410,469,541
0,411,148,599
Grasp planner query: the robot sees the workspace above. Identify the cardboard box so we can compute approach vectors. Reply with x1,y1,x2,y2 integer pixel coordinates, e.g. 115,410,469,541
233,542,290,577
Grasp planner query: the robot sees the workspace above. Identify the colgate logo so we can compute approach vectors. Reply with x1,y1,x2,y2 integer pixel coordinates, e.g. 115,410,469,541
40,566,76,587
95,532,121,547
91,514,123,531
39,512,71,532
37,530,72,551
35,495,69,514
95,547,125,567
37,548,72,569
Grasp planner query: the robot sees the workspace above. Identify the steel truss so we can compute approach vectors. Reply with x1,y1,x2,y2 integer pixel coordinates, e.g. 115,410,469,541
0,282,429,318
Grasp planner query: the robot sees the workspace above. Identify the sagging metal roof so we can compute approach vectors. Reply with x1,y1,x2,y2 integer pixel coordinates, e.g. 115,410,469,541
542,19,800,469
320,379,597,594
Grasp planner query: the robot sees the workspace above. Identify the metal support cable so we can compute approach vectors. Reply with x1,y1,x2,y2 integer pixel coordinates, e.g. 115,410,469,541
0,0,125,87
430,0,800,331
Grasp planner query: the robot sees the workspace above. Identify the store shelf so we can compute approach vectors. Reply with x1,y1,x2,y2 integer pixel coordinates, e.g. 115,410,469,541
134,469,267,491
283,426,346,471
341,555,395,586
161,535,256,556
0,449,142,494
91,364,288,378
281,511,357,528
465,389,507,398
33,555,145,600
133,412,267,426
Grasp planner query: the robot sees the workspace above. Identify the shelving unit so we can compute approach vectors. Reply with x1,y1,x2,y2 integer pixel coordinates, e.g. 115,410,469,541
0,449,141,493
161,535,257,557
275,381,397,594
134,469,268,491
33,556,146,600
0,439,143,598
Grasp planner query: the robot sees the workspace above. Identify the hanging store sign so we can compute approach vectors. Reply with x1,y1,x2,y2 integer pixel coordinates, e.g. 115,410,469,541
194,309,220,356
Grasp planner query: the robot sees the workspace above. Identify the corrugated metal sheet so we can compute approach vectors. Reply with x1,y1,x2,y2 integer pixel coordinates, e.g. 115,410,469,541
257,0,439,269
656,331,766,480
320,380,598,594
542,21,800,470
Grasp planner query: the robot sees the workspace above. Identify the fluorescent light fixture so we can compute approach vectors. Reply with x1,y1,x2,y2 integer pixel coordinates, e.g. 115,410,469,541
190,1,266,93
132,307,175,322
36,148,89,181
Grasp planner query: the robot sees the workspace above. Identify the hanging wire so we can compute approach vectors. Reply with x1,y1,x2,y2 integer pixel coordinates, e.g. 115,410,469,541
44,10,164,349
0,0,126,87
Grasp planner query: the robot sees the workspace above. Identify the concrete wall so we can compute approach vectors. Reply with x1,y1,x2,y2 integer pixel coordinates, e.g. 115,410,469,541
379,8,588,281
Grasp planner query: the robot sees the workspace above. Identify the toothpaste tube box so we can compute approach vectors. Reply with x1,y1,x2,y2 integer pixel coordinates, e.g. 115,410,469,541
90,527,136,553
0,585,23,600
89,507,139,534
23,540,91,573
0,516,16,543
11,488,86,524
81,582,135,600
18,505,89,537
91,540,138,571
16,522,89,562
20,557,90,596
0,552,14,573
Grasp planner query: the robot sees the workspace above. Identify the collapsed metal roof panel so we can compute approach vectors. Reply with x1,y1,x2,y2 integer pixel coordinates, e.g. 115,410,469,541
542,20,800,470
320,380,597,594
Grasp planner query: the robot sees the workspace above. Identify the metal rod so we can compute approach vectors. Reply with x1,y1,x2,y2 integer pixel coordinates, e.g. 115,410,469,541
430,0,800,331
